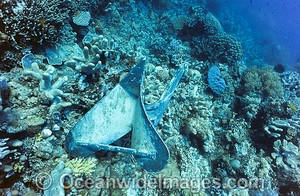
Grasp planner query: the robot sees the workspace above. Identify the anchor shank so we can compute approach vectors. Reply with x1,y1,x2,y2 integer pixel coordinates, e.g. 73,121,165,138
79,142,153,158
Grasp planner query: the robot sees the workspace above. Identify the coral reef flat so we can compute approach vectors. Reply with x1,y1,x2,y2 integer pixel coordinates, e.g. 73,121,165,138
0,0,300,195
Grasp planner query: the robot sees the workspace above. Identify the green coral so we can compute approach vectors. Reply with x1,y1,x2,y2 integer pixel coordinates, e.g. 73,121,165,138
65,157,97,177
242,66,284,98
260,67,284,97
242,67,262,92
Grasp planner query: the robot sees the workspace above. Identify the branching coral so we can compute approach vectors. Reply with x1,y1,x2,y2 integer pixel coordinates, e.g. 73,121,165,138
65,157,97,177
23,62,71,117
0,138,11,166
264,117,300,138
0,0,70,48
65,33,120,75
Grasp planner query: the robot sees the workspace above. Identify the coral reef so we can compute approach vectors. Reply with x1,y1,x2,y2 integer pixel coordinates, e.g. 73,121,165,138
0,0,70,48
272,139,300,185
43,161,72,196
264,117,300,138
203,33,243,65
65,157,97,177
65,33,120,75
0,0,298,195
242,66,284,98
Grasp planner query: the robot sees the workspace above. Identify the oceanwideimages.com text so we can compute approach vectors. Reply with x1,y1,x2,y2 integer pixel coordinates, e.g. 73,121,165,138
37,172,265,192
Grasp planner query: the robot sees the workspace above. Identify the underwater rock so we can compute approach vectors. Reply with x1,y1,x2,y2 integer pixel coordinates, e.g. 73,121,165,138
45,42,84,66
230,159,241,169
41,128,52,138
21,54,36,69
0,76,8,90
35,135,64,160
43,161,72,196
0,76,8,111
11,140,23,147
6,114,46,134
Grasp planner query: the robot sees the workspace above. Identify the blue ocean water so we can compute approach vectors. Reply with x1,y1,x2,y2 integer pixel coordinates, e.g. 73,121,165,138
210,0,300,70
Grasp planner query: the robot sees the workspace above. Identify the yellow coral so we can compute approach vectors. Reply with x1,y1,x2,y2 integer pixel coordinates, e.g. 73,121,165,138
34,133,43,143
289,102,297,112
65,157,97,177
